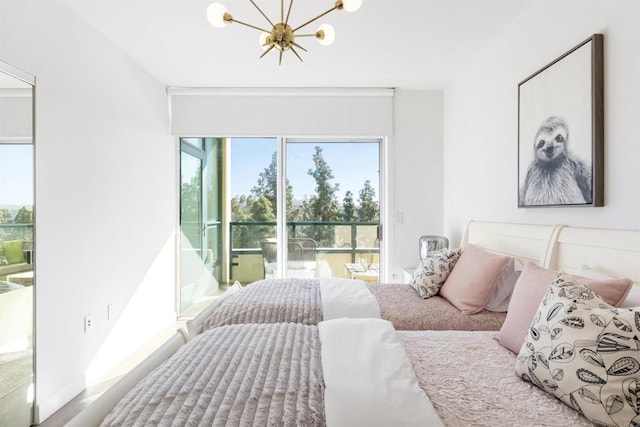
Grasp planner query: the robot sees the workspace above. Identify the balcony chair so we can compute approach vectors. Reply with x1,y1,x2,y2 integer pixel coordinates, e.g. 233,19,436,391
260,237,318,279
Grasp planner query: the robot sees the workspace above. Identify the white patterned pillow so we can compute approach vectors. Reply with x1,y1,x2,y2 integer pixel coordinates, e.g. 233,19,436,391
409,248,461,299
516,274,640,426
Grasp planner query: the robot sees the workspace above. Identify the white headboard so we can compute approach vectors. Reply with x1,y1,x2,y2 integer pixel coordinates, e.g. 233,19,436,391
461,220,560,267
547,226,640,287
461,220,640,289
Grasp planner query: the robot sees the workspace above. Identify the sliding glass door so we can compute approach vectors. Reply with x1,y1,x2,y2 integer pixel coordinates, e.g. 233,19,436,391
284,140,381,282
179,138,222,316
181,136,383,301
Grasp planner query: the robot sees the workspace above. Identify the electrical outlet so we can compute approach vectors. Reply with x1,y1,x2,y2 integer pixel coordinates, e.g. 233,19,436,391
107,304,114,320
84,314,95,332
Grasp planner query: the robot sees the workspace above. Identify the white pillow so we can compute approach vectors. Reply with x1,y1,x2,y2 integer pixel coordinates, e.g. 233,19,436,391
578,264,616,280
484,257,522,312
620,287,640,308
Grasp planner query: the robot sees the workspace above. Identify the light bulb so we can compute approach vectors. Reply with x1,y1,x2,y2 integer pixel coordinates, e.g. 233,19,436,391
316,24,335,46
341,0,362,12
207,3,230,28
259,32,271,51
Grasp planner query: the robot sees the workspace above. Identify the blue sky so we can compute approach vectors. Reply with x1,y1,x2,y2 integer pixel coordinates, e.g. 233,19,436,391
0,144,33,206
230,138,380,202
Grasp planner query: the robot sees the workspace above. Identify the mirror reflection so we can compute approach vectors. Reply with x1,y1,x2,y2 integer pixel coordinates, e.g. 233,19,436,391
0,61,34,426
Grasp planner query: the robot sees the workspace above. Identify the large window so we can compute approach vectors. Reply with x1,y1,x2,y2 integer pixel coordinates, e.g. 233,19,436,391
179,136,383,313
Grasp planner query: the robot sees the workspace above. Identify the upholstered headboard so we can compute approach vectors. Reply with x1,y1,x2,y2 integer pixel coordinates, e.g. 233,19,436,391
461,220,560,267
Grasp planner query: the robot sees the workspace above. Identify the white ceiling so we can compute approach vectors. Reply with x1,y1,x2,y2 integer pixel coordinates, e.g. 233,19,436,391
66,0,530,89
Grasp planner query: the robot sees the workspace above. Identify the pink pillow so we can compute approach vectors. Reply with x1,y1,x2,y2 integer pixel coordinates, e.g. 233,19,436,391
498,262,633,353
579,276,632,306
439,244,511,314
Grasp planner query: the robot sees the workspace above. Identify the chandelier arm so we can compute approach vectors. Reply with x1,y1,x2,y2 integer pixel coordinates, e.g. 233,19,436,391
284,0,294,26
289,45,304,62
278,51,283,66
259,45,275,59
249,0,275,28
295,33,316,38
292,6,337,32
230,18,272,34
291,41,308,52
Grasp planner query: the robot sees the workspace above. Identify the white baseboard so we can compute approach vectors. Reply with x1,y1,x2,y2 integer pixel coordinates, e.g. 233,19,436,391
34,374,86,424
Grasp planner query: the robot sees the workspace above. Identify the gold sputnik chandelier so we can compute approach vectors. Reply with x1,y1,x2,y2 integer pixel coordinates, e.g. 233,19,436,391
207,0,363,66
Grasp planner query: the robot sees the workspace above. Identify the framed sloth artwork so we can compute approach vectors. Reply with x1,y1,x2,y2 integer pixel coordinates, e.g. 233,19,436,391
518,34,604,208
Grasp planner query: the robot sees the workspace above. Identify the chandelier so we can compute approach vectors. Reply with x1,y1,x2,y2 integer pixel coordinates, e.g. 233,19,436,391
206,0,363,66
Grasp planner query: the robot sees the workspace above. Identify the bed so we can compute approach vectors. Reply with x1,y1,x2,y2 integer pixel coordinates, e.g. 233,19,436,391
70,221,640,427
187,221,561,335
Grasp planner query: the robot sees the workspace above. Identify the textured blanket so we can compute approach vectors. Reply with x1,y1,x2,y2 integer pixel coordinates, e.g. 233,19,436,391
102,323,325,426
200,278,323,331
399,330,592,426
367,284,506,331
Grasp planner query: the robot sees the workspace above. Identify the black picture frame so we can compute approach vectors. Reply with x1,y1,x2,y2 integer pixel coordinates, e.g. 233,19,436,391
518,34,603,208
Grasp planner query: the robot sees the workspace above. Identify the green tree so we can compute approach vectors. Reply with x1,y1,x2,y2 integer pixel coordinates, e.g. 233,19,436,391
302,146,342,245
231,195,256,249
304,146,341,221
342,191,356,222
231,195,253,222
230,194,277,249
0,209,12,224
357,180,379,221
14,207,32,224
250,195,275,222
251,152,300,220
180,174,201,248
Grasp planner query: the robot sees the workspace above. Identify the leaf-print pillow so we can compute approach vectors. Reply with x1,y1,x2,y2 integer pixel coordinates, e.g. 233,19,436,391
409,247,462,299
515,274,640,426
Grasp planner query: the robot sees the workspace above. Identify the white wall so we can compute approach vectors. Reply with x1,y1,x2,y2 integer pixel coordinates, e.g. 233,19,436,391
1,1,176,421
443,1,640,245
391,90,444,276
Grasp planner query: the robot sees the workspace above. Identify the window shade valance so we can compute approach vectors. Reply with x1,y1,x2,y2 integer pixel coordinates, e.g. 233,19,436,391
168,87,394,137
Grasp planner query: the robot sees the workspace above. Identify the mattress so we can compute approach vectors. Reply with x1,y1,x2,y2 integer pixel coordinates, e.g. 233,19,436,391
198,278,506,332
398,330,592,426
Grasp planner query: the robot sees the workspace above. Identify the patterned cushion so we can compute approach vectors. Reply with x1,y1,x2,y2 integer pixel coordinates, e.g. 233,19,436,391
1,240,24,264
515,274,640,426
409,248,462,299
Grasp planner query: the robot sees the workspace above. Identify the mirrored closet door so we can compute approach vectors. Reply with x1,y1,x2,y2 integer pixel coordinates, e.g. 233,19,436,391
0,59,35,426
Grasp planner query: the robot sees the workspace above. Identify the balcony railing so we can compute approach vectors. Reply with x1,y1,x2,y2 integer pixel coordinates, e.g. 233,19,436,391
0,224,33,242
229,221,379,283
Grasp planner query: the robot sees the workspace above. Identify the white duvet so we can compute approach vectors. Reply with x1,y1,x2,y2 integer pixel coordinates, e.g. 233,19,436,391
319,318,443,427
319,277,381,320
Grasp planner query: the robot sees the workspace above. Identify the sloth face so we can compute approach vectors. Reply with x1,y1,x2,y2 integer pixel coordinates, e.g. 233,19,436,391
533,118,568,162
